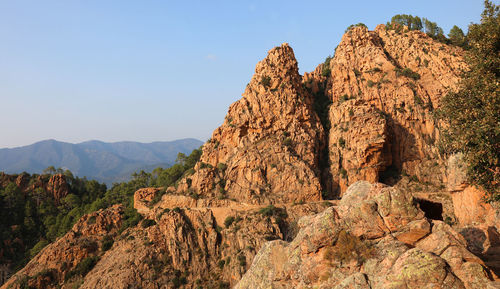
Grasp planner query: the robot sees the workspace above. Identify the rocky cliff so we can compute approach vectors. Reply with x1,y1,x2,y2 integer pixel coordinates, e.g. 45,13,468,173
2,25,498,289
182,43,325,205
304,25,466,195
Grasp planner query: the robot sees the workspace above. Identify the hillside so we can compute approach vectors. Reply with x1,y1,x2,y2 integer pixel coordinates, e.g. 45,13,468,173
1,19,499,289
0,139,203,185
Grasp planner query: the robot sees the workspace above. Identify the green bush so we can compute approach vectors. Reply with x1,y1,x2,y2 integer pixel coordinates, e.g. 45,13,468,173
340,168,347,179
217,259,225,269
29,239,49,258
237,254,246,267
338,137,346,148
345,23,368,33
321,55,333,77
141,219,157,228
224,216,235,228
66,256,100,280
258,205,287,224
439,1,499,201
260,75,272,88
395,67,420,80
217,163,227,171
101,235,114,251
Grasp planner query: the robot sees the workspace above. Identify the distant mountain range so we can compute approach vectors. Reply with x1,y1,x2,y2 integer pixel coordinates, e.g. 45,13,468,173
0,138,203,185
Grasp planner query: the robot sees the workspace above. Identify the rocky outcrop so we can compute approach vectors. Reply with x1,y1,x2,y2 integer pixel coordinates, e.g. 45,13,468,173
183,43,325,205
75,191,329,289
3,24,499,289
0,172,71,283
133,187,161,215
305,25,466,195
1,205,123,289
236,181,496,289
46,174,70,205
446,153,500,276
0,173,70,205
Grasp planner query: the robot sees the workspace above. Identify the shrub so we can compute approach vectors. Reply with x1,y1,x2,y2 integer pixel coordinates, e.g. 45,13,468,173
217,163,227,171
340,168,347,179
66,256,100,280
258,205,278,217
395,67,420,80
367,80,376,87
237,254,247,267
101,235,114,251
217,259,225,269
224,216,235,228
141,219,157,228
324,230,374,265
258,205,287,224
339,94,349,103
413,94,424,106
321,67,331,77
260,75,271,88
322,56,333,77
345,23,367,33
218,281,230,289
283,137,292,147
150,191,165,205
29,239,49,258
338,137,346,148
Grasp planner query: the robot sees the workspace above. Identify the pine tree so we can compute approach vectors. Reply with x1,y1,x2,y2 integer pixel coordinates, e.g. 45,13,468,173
448,25,467,47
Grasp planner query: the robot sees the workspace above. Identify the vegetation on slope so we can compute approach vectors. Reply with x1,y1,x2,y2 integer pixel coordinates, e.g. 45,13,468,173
440,1,499,201
0,147,202,270
386,14,466,47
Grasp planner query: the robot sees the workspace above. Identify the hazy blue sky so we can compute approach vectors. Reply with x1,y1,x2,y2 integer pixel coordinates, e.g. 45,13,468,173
0,0,484,148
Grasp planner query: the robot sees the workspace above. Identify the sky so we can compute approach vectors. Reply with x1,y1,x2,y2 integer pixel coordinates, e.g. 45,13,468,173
0,0,486,148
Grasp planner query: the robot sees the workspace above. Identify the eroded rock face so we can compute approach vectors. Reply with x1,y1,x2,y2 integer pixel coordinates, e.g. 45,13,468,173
236,181,496,289
1,205,123,289
46,174,70,205
75,191,329,289
328,102,392,193
305,25,466,195
4,26,499,289
133,187,161,215
183,43,325,205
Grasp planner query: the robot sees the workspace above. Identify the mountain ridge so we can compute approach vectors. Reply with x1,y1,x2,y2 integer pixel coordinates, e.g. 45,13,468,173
0,138,203,185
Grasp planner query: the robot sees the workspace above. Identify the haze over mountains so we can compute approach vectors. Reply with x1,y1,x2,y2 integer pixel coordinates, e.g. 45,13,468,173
0,138,203,185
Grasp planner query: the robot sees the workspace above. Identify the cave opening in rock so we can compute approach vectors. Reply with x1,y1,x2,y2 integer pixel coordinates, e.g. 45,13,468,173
415,198,443,220
379,165,401,186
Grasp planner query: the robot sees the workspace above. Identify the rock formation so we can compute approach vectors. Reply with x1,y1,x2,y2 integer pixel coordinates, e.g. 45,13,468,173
0,173,72,283
182,43,325,205
2,24,499,289
2,205,123,289
236,181,497,289
305,25,466,195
